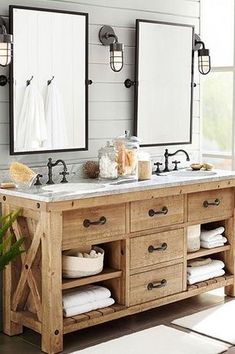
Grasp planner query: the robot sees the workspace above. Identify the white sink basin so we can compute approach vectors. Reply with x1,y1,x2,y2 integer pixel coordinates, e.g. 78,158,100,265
160,170,217,178
42,182,106,193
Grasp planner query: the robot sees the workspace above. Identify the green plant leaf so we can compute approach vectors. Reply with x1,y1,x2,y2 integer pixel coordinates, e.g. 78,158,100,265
0,209,22,241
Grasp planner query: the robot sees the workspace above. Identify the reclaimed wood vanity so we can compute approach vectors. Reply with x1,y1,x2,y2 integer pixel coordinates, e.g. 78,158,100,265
1,171,235,354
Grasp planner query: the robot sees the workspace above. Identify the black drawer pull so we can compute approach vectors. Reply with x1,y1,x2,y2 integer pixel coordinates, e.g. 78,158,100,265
148,207,168,217
148,242,168,253
83,216,106,228
147,279,167,290
203,199,220,208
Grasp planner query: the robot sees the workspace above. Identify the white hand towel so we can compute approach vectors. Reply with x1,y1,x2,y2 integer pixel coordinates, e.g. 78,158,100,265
63,285,111,309
187,259,225,277
200,234,224,242
15,83,47,151
187,269,225,285
200,227,225,241
44,80,68,149
63,297,115,317
201,237,227,249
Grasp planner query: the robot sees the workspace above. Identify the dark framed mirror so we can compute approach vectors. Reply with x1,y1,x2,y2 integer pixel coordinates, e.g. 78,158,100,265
9,5,88,155
134,19,194,147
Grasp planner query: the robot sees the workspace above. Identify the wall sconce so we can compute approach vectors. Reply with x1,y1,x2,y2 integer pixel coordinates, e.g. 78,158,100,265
0,16,13,67
99,25,124,72
194,34,211,75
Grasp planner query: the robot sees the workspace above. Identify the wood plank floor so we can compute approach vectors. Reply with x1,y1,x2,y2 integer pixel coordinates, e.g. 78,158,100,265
0,288,234,353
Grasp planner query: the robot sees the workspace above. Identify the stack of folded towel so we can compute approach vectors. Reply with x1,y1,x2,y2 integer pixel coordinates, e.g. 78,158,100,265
200,226,227,249
63,285,115,317
187,258,225,285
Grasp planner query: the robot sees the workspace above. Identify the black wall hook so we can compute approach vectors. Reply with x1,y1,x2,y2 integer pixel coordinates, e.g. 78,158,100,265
26,75,34,86
47,75,55,85
124,79,136,88
0,75,10,86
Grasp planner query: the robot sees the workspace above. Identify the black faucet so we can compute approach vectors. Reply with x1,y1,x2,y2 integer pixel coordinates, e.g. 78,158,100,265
163,149,190,172
46,158,69,184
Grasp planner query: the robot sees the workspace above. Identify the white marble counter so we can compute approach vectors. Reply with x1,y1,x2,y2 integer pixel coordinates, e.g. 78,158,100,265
1,169,235,203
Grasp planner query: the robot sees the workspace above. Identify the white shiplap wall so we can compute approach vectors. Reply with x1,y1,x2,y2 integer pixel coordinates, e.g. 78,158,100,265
0,0,200,170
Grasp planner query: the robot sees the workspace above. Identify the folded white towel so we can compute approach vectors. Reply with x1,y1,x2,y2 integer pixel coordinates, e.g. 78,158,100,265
201,237,227,249
63,297,115,317
63,285,111,309
200,227,225,241
200,234,224,242
187,259,225,277
187,269,225,285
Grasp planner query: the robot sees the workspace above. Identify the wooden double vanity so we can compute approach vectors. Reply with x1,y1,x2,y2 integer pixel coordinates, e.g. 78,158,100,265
1,172,235,353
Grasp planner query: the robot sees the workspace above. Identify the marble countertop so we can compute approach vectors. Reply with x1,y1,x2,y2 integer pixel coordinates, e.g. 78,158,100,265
1,169,235,203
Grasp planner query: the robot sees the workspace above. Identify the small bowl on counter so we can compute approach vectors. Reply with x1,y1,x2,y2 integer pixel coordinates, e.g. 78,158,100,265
62,246,104,278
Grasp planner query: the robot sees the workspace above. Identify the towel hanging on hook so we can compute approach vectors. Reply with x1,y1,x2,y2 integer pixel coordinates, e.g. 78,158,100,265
47,75,55,86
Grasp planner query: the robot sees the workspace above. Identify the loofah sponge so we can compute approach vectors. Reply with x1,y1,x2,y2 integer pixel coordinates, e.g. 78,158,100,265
10,162,36,186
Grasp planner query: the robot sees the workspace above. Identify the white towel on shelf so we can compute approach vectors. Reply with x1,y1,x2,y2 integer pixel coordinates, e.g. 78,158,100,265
187,269,225,285
44,80,68,149
64,297,115,317
201,237,227,249
63,285,111,309
187,259,225,277
200,234,224,243
200,227,225,241
15,82,47,151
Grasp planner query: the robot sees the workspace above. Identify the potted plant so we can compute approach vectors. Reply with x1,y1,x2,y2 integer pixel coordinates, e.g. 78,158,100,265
0,209,24,270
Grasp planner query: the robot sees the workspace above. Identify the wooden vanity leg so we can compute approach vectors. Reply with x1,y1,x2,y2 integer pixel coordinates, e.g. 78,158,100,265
2,204,23,336
224,217,235,297
41,211,63,354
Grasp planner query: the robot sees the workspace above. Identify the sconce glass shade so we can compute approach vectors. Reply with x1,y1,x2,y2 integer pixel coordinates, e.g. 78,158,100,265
198,48,211,75
110,42,124,72
0,17,13,67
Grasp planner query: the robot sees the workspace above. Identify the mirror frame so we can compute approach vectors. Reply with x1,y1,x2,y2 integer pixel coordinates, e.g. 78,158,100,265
134,19,195,147
9,5,89,155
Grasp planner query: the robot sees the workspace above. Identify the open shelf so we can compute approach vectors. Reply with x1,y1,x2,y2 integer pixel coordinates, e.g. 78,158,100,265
62,267,122,290
187,273,233,291
187,244,231,260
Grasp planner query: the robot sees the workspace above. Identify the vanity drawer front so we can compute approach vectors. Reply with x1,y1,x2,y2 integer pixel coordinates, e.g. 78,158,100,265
130,195,184,232
188,188,233,223
129,263,183,306
62,204,126,249
130,229,184,270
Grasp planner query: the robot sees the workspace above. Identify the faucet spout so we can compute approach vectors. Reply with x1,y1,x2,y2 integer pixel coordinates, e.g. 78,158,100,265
46,158,68,184
163,149,190,172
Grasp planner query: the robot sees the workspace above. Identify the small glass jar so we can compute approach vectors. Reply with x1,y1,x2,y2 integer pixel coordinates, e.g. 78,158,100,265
138,152,152,181
114,131,139,178
98,141,118,180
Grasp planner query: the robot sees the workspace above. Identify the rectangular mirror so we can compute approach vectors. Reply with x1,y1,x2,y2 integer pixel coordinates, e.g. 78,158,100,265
134,19,194,147
9,6,88,155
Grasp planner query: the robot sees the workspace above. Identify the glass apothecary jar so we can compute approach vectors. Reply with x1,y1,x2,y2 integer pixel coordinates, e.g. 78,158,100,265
98,141,118,180
114,131,139,178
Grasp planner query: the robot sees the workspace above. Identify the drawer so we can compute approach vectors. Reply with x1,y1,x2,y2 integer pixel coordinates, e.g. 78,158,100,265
62,204,126,249
130,229,184,270
188,188,233,223
130,195,184,232
129,263,183,306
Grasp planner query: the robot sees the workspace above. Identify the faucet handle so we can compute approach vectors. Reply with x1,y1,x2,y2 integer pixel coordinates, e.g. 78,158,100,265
172,160,181,171
59,171,69,183
34,174,43,186
154,162,163,174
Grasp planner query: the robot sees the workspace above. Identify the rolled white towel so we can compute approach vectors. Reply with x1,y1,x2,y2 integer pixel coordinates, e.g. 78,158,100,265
187,269,225,285
187,259,225,277
200,227,225,241
63,285,111,309
200,234,224,242
201,237,227,249
63,297,115,317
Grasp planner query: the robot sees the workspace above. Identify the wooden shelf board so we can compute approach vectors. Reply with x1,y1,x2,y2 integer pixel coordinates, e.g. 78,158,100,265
187,244,231,260
187,273,233,291
62,268,122,290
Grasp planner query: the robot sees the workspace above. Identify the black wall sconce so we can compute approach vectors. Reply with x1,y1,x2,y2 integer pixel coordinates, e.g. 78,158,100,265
99,25,124,72
0,16,13,67
194,34,211,75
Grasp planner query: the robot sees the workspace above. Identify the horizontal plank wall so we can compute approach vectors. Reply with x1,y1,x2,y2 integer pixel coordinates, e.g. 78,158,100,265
0,0,200,329
0,0,200,170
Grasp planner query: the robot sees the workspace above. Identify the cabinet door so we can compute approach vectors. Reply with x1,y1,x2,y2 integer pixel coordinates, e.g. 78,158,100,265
130,229,184,270
130,195,184,232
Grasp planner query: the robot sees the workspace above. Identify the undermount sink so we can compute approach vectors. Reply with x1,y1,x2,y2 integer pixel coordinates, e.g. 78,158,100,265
158,170,217,178
42,182,106,193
